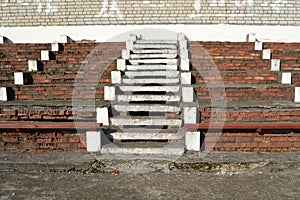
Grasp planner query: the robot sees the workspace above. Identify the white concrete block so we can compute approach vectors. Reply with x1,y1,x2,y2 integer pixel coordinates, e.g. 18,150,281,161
122,49,130,59
0,87,7,101
246,33,256,42
182,87,194,103
262,49,271,60
181,72,191,85
254,40,263,50
111,71,122,84
179,39,187,49
104,86,116,101
28,60,38,71
180,49,189,59
177,33,186,41
96,107,110,126
295,87,300,103
0,36,4,44
117,59,126,71
86,131,102,152
14,72,24,85
129,34,137,42
184,107,199,124
126,40,134,51
41,50,49,61
281,73,292,84
180,58,190,71
60,35,72,43
270,59,281,71
51,42,59,52
185,132,201,151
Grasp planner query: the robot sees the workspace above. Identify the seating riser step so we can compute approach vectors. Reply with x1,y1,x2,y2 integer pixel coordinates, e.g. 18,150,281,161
126,65,178,71
101,144,185,155
130,54,177,59
129,59,178,65
108,132,183,140
118,86,180,92
132,49,178,54
134,44,177,49
124,71,179,78
111,118,182,126
122,78,179,84
135,40,178,44
113,105,181,112
116,95,181,102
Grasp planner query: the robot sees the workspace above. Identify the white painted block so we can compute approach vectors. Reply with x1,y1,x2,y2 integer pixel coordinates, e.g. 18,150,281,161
28,60,38,71
179,39,187,49
86,131,102,152
96,107,110,126
122,49,130,59
0,36,4,44
0,87,7,101
126,40,134,51
14,72,24,85
180,58,190,71
182,87,194,102
111,71,122,84
180,49,189,59
129,34,137,42
185,132,201,151
246,33,256,42
177,33,186,41
117,59,126,71
60,35,72,43
295,87,300,103
51,42,59,51
184,107,199,124
282,73,292,84
254,40,263,50
181,72,191,85
41,50,49,61
262,49,271,60
104,86,116,101
270,59,281,71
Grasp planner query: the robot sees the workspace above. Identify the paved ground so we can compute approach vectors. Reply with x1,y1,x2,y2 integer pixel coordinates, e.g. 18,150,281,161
1,151,300,199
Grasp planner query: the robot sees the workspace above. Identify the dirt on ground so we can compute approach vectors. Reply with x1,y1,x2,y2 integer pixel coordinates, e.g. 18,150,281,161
0,151,300,199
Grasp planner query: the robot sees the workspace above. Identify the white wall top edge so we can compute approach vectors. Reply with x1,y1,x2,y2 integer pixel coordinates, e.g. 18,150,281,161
1,25,300,43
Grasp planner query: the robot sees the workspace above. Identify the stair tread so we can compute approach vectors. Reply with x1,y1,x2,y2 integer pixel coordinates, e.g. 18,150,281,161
116,94,181,102
136,40,178,44
113,104,181,112
126,65,178,71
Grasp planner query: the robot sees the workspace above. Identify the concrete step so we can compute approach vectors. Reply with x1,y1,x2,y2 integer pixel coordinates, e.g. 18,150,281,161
132,49,178,54
136,40,178,44
124,71,179,78
101,143,185,156
113,104,181,112
108,130,183,140
116,94,181,102
118,85,180,92
126,65,178,71
111,116,182,126
129,59,178,65
134,44,177,49
130,54,177,59
122,78,180,85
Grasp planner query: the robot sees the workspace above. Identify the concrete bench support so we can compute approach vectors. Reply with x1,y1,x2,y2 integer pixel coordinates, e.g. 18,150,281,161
185,132,201,151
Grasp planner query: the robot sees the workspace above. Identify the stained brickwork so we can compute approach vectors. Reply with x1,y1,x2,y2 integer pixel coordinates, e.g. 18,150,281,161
0,0,299,27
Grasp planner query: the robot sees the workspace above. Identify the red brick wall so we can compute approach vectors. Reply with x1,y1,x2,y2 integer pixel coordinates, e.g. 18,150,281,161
0,130,86,153
204,131,300,152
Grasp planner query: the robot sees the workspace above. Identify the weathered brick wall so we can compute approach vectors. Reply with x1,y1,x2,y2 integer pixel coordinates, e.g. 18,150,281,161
0,0,299,27
0,130,86,152
205,131,300,151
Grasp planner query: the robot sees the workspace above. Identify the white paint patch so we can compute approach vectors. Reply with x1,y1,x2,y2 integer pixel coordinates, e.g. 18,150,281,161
210,0,225,7
95,0,124,19
2,25,300,43
194,0,201,11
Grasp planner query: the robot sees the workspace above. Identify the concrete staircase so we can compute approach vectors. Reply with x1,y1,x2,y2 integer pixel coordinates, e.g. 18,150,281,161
90,33,198,156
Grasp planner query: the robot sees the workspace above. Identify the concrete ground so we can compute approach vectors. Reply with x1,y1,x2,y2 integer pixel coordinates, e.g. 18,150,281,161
0,151,300,199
